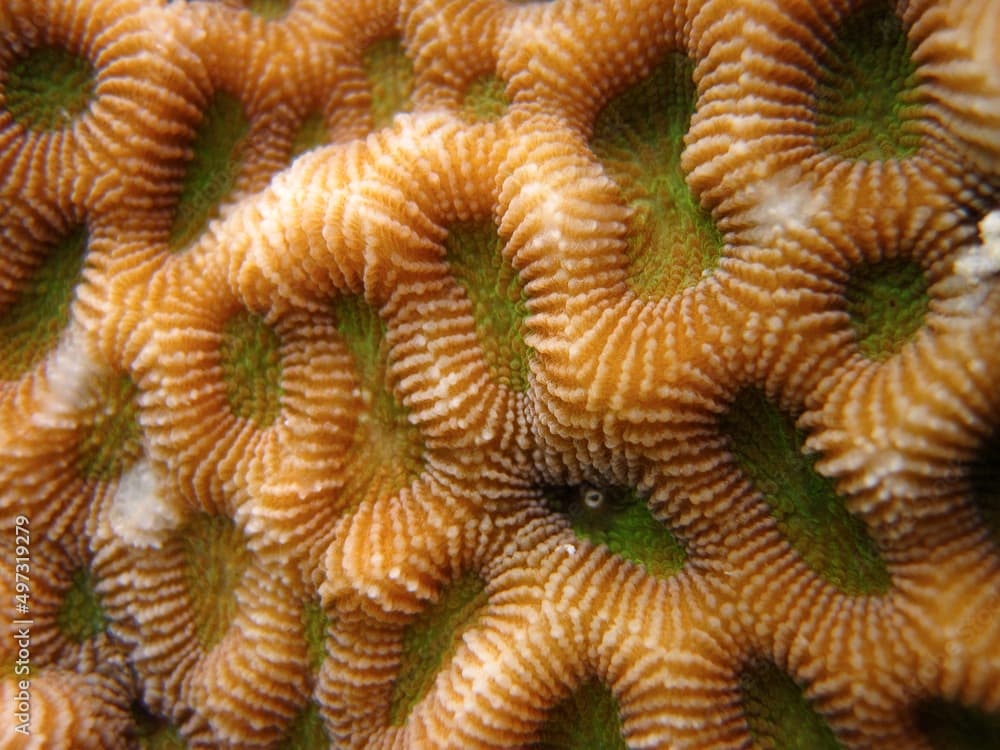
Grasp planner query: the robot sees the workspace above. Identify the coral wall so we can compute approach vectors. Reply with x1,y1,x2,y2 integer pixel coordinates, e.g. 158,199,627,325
1,0,999,748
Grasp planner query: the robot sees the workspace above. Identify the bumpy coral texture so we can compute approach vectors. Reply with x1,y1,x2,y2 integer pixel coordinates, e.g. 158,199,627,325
1,0,1000,748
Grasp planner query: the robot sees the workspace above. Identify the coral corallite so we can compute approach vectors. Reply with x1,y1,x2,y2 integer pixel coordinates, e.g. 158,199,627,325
2,0,1000,748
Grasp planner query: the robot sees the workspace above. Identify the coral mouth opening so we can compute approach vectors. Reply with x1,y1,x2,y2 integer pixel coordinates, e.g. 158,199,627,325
916,698,1000,750
814,1,924,162
77,373,142,481
4,45,96,130
302,597,329,674
169,91,250,252
534,679,627,750
130,702,185,750
844,258,929,361
290,111,330,159
362,37,414,130
544,483,687,578
445,221,533,392
461,75,509,123
970,429,1000,549
56,567,108,644
740,659,842,749
219,309,284,427
279,701,329,750
0,225,87,381
390,571,488,725
244,0,292,20
180,513,252,651
721,388,890,596
334,294,424,503
174,0,293,21
591,52,723,300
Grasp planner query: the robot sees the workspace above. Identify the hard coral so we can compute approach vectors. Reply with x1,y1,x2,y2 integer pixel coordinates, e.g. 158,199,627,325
1,0,999,748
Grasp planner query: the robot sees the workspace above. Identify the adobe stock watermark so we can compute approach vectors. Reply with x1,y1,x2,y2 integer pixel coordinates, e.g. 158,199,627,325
12,514,32,736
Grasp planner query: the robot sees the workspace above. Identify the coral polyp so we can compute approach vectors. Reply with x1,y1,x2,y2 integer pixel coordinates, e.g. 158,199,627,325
2,0,1000,747
5,45,94,131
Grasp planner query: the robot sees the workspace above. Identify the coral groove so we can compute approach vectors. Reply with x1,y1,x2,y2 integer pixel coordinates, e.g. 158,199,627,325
1,0,999,747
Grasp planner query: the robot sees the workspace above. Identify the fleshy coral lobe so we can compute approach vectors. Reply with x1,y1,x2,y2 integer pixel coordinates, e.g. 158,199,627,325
1,0,999,746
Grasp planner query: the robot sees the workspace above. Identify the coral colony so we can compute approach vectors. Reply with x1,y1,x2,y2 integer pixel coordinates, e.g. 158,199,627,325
1,0,1000,748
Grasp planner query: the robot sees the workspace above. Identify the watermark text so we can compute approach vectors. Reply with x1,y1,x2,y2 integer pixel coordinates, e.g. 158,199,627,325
12,514,31,736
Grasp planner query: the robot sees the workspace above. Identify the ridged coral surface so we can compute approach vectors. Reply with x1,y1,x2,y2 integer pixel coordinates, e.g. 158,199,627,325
1,0,999,747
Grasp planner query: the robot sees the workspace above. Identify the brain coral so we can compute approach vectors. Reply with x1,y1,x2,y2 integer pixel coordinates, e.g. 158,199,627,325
1,0,1000,748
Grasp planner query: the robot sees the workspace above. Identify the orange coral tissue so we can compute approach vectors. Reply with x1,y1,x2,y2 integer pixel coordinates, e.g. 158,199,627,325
1,0,999,748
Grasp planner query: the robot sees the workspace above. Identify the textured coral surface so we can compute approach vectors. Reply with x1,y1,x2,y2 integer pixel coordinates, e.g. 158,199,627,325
1,0,1000,748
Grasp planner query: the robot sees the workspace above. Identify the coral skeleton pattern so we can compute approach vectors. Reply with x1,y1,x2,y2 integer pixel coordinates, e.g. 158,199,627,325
1,0,1000,747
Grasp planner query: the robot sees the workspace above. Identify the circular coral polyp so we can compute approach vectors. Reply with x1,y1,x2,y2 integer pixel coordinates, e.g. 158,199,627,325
814,2,924,162
75,374,142,481
169,91,250,252
279,701,329,750
545,484,687,578
591,53,723,300
389,571,488,725
219,309,284,427
362,38,414,130
740,660,842,749
534,680,627,750
0,226,86,381
844,258,929,361
55,567,108,645
461,75,509,122
334,295,424,503
180,513,252,651
445,221,532,391
722,389,890,596
916,698,1000,749
4,45,96,130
